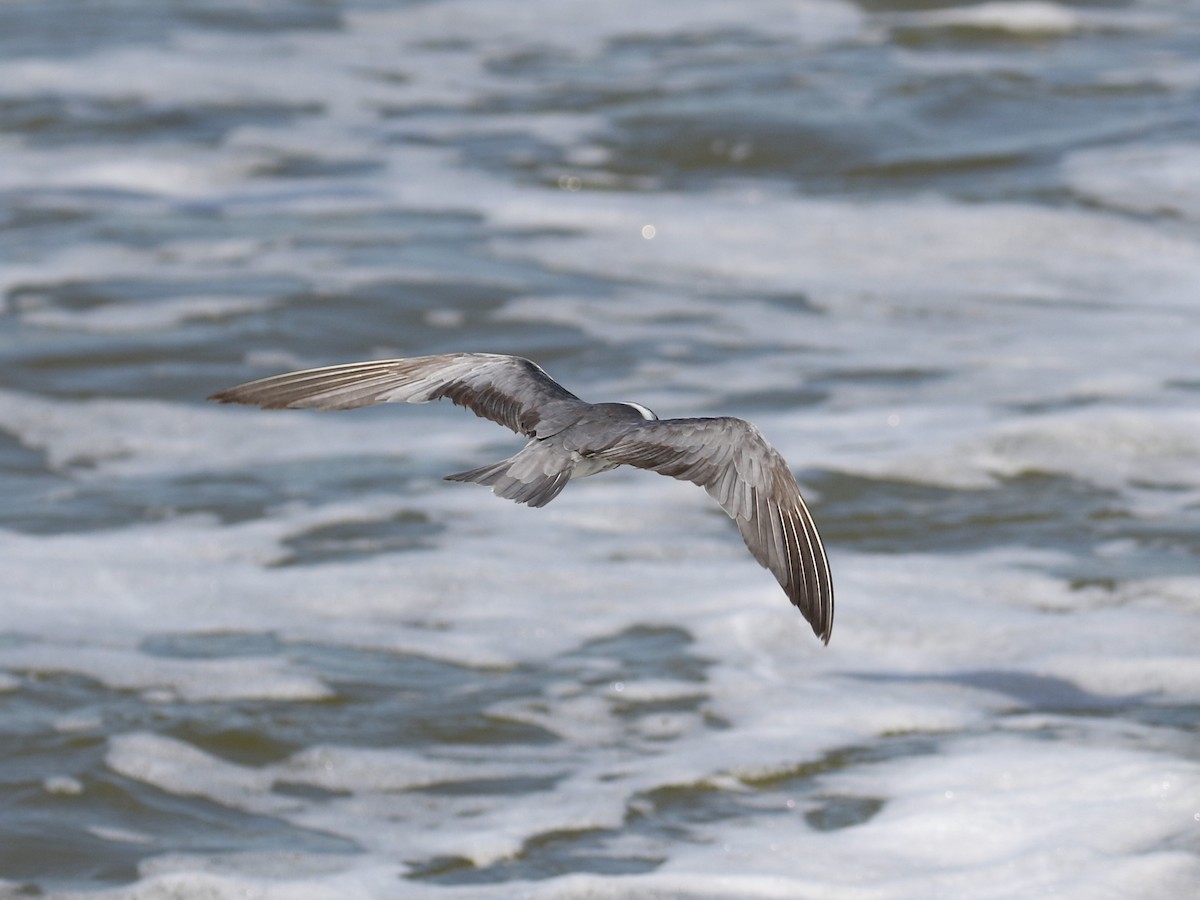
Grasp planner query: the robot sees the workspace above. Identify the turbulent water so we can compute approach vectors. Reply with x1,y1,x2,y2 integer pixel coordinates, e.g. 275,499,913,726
1,1,1199,896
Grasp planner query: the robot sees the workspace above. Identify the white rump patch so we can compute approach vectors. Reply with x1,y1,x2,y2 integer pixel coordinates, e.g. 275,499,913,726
620,402,658,421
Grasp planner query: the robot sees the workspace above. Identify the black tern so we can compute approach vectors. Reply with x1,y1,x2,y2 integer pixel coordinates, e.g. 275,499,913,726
210,353,834,643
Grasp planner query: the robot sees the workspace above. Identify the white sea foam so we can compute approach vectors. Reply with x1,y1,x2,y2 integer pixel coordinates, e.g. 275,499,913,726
0,388,466,477
85,825,155,846
0,644,332,703
480,189,1200,312
1065,141,1200,222
19,294,276,334
43,774,84,796
895,1,1084,36
23,483,1193,896
887,1,1170,38
13,417,1197,892
347,0,865,57
842,407,1200,491
605,738,1200,900
0,138,248,199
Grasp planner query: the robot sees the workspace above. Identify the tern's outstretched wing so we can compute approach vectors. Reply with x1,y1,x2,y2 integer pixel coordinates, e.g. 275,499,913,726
594,417,834,643
209,353,584,438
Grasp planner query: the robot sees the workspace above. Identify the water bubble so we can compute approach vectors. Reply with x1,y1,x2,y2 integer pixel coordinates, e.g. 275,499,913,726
641,224,656,240
44,775,84,796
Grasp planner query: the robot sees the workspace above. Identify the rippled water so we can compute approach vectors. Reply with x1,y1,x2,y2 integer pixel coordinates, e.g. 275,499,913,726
2,1,1199,897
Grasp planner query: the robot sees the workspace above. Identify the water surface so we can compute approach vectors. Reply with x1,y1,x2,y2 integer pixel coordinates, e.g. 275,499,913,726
1,1,1198,896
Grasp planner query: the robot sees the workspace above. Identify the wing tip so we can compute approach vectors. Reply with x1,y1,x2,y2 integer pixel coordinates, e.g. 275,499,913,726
782,531,834,646
793,589,833,646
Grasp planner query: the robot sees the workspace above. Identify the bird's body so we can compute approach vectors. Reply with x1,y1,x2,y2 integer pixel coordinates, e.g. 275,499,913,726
209,353,834,643
444,401,652,507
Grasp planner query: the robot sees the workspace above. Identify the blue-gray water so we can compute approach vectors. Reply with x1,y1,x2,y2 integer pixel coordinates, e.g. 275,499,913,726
1,1,1199,897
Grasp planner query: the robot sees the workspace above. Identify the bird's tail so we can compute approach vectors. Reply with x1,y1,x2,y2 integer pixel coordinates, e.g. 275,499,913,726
444,443,571,508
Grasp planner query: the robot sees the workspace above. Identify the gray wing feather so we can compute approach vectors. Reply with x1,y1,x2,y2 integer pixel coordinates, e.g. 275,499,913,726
594,417,834,643
208,353,583,437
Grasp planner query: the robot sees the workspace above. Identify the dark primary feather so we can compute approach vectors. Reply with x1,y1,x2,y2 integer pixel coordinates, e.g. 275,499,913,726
591,417,834,643
208,353,583,437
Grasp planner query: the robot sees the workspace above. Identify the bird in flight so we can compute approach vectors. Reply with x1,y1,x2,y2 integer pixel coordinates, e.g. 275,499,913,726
210,353,833,643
